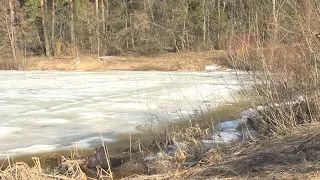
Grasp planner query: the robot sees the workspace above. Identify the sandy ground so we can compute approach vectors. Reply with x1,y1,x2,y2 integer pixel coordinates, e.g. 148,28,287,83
23,51,226,71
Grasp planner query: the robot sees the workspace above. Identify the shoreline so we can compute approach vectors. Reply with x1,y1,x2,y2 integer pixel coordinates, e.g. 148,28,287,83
0,102,246,170
0,68,248,167
21,51,225,72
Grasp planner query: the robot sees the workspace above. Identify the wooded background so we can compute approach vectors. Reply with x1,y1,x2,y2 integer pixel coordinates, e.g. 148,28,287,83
0,0,317,69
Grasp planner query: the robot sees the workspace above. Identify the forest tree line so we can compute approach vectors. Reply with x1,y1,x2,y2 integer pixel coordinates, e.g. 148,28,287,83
0,0,317,69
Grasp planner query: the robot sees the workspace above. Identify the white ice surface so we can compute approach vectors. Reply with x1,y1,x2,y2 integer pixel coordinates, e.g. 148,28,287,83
0,70,249,158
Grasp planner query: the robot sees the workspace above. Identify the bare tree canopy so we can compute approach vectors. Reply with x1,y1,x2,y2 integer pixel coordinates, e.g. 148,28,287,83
0,0,319,69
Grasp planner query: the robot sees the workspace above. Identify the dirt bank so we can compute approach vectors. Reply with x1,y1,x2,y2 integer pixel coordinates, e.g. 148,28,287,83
23,51,225,71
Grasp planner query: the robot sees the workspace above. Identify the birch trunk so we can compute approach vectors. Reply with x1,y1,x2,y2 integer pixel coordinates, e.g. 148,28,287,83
8,0,16,62
202,0,206,46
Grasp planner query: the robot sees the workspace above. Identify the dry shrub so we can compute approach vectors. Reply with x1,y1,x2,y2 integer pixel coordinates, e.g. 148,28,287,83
220,34,259,51
135,39,163,56
199,149,225,165
147,159,179,175
224,32,320,136
0,162,51,180
0,157,88,180
0,58,21,70
56,157,87,179
247,100,320,135
220,42,311,72
170,124,211,160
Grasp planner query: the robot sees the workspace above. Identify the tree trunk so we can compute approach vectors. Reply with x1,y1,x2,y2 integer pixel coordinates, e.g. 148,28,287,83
41,0,50,56
272,0,278,43
202,0,206,47
106,0,109,44
89,25,93,53
101,0,106,54
173,33,179,52
69,0,76,54
51,0,55,55
147,0,154,21
95,0,100,56
8,0,16,62
181,1,188,50
130,13,134,48
124,0,129,49
217,0,221,49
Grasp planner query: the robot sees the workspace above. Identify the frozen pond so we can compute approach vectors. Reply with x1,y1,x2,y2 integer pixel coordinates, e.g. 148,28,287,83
0,70,249,158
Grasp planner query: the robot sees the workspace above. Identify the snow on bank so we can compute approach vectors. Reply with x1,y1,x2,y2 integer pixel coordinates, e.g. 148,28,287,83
205,65,221,71
209,96,308,146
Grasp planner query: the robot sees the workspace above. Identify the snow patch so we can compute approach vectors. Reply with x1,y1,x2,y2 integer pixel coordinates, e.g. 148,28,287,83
73,137,115,148
205,65,221,71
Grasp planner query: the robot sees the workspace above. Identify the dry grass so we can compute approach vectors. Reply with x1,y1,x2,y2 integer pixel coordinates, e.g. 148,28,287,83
0,156,101,180
193,124,320,179
124,124,320,180
23,51,224,71
218,43,311,72
169,124,211,160
0,162,53,180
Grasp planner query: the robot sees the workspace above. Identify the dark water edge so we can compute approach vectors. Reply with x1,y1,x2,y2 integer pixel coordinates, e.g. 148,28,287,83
0,101,249,179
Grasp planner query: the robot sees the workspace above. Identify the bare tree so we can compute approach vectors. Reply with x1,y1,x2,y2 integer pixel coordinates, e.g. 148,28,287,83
124,0,129,49
272,0,278,43
51,0,55,55
69,0,75,54
181,0,188,50
40,0,50,56
202,0,206,46
95,0,100,56
101,0,106,54
7,0,16,62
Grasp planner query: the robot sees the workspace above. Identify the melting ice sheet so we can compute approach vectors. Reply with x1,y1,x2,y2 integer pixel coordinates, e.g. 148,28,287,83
0,70,249,158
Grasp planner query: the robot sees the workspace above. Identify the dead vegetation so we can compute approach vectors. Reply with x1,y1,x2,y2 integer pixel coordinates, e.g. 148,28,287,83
0,157,88,180
193,124,320,180
2,117,320,180
0,156,115,180
23,51,224,71
122,124,320,180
